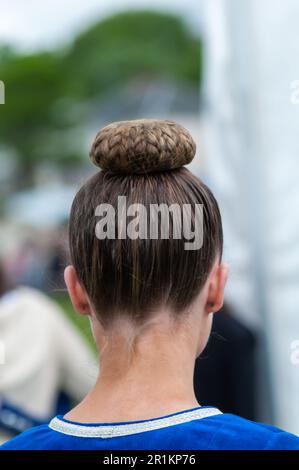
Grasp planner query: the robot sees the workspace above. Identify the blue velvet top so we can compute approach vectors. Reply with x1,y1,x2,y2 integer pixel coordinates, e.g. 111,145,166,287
2,406,299,450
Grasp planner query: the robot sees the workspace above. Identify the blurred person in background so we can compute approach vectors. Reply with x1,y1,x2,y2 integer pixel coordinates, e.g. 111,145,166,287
5,230,67,293
194,303,257,420
0,263,96,444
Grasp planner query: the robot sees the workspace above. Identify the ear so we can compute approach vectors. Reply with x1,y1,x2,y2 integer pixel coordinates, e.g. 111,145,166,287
64,265,91,316
205,263,229,314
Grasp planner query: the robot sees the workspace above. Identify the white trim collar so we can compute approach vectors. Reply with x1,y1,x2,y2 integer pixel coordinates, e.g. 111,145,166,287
49,407,221,439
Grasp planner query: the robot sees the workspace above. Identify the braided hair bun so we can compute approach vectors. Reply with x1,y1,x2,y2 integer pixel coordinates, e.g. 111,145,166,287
90,119,196,174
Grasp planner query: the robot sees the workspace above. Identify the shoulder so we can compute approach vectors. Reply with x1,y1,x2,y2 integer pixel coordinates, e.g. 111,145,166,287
0,424,62,450
202,413,299,450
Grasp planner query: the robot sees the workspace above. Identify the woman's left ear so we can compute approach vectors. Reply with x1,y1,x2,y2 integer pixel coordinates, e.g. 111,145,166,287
64,265,91,316
205,263,229,314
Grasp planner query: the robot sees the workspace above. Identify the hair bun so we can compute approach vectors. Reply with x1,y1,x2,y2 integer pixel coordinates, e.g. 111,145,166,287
90,119,196,174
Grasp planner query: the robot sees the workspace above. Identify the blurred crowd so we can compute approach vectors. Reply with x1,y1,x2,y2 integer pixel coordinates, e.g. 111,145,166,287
2,228,67,293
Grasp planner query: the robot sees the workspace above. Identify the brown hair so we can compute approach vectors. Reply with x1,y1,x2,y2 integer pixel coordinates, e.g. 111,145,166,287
69,120,223,328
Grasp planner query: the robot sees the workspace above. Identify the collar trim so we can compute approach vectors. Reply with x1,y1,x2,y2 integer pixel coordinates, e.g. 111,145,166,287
49,407,221,439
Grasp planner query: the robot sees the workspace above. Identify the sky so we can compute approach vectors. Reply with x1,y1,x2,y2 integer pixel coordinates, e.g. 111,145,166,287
0,0,202,52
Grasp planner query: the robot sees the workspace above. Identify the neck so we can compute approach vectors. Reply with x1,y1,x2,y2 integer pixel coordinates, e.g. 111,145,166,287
66,313,201,423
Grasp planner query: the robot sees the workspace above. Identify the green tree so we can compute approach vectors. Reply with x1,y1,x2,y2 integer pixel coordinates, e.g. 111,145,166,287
0,10,202,186
64,10,201,99
0,51,70,181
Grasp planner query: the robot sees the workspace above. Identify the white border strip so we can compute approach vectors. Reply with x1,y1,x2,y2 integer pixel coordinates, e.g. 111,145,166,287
49,407,221,438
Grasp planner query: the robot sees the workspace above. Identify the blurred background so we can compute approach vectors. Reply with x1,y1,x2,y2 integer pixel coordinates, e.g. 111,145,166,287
1,0,299,439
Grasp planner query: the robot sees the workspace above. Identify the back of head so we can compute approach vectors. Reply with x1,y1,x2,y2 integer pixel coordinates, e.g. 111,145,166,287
69,119,223,328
